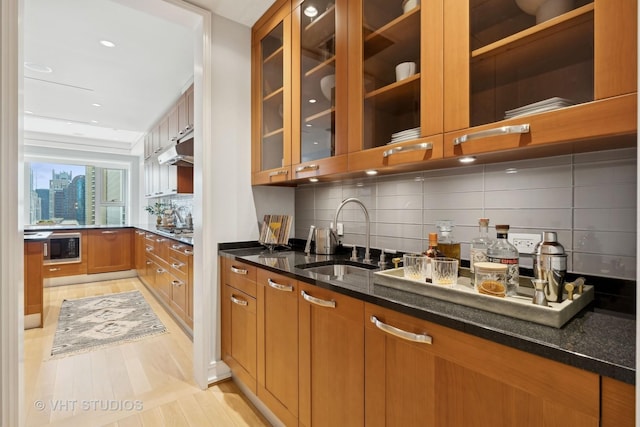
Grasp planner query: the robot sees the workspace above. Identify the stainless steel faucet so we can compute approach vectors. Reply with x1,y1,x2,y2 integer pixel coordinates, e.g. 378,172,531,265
333,197,372,263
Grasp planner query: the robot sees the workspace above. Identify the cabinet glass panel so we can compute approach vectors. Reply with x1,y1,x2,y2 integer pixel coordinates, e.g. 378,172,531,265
362,0,421,149
261,22,285,171
299,0,337,162
469,0,593,127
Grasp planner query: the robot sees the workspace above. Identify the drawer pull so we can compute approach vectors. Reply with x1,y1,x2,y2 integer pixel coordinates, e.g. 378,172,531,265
48,267,61,272
267,278,293,292
145,247,153,252
453,124,530,145
145,261,153,265
171,244,184,250
383,142,432,158
172,280,184,287
156,268,165,274
156,238,167,242
171,262,184,269
184,249,193,255
370,316,432,344
268,169,288,177
301,290,335,308
231,266,248,275
101,230,116,234
295,164,319,173
230,295,248,306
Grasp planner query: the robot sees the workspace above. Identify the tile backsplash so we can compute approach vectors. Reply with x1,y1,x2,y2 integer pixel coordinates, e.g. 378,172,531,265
295,148,637,280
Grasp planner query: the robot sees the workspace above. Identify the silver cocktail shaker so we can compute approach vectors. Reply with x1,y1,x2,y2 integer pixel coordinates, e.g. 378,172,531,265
533,232,567,303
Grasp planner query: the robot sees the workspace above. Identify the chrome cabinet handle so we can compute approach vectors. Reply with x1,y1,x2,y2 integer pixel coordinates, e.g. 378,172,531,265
267,278,293,292
268,169,288,177
145,261,153,265
453,124,530,145
383,142,433,158
295,164,319,173
301,290,336,308
101,230,116,234
171,262,184,269
231,266,248,275
156,268,165,274
184,249,193,255
230,295,248,306
145,247,153,252
172,244,184,250
48,267,61,272
172,280,184,287
43,243,48,257
370,316,432,344
156,238,167,242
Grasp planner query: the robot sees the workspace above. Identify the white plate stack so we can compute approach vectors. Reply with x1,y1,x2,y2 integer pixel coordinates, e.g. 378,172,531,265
504,97,576,119
388,127,421,144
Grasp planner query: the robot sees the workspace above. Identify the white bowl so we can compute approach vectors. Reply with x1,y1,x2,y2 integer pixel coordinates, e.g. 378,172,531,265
320,74,335,102
515,0,573,24
402,0,419,14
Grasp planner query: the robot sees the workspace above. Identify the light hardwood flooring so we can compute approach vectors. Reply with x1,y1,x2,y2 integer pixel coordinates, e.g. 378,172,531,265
24,278,270,427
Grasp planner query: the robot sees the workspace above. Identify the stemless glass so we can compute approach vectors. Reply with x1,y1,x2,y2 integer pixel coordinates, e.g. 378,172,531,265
431,257,458,286
403,254,428,282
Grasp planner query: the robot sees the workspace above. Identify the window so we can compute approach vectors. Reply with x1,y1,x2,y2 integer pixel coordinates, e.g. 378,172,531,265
28,162,128,226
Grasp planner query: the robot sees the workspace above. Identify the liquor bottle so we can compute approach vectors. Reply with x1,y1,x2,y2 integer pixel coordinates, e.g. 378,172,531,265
436,220,461,263
470,218,492,278
423,232,443,279
487,225,519,296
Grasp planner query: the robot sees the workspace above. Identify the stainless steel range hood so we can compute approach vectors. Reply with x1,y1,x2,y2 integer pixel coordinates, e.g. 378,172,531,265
158,137,194,167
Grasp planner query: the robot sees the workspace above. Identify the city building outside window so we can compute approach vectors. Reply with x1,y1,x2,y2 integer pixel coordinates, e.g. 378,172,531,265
28,162,128,226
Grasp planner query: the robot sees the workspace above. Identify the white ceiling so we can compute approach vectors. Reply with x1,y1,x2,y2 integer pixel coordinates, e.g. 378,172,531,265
23,0,275,151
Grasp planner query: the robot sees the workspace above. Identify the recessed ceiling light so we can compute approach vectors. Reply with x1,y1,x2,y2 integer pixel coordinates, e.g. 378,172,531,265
365,170,378,176
505,168,518,174
309,177,319,183
313,141,319,145
91,103,102,107
305,124,312,127
304,6,318,17
24,62,52,73
308,98,317,104
99,40,116,48
459,156,476,164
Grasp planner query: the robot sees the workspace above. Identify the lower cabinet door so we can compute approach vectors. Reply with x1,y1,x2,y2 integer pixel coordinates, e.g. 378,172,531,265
222,283,257,393
256,270,298,426
298,282,364,427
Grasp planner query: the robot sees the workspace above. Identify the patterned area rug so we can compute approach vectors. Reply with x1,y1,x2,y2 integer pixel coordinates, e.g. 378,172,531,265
51,290,167,358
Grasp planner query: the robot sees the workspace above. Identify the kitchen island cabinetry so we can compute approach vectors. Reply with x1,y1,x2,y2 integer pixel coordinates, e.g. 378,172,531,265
24,240,44,329
364,303,599,426
221,257,258,393
442,0,637,160
43,231,88,278
87,228,133,274
256,269,298,426
298,281,364,427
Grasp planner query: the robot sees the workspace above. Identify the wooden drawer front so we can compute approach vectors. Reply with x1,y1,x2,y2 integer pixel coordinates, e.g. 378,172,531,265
169,271,188,319
223,257,257,297
167,254,188,282
43,261,87,278
364,303,600,422
153,264,173,302
167,241,191,261
348,135,444,172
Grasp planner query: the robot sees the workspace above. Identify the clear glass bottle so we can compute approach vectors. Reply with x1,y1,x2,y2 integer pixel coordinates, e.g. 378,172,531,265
423,232,443,279
470,218,492,279
487,224,519,296
436,220,461,263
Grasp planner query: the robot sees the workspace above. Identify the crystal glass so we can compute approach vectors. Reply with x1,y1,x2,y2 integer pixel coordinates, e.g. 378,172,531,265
403,254,428,282
431,257,458,287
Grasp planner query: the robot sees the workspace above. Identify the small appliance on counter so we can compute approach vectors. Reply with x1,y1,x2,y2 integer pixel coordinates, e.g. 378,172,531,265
532,232,567,303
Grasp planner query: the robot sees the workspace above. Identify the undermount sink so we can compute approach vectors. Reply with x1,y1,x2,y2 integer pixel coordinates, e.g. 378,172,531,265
296,260,379,279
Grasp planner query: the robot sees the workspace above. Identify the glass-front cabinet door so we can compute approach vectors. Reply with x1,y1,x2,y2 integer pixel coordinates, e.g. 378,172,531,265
347,0,444,172
443,0,636,158
292,0,348,181
252,4,292,185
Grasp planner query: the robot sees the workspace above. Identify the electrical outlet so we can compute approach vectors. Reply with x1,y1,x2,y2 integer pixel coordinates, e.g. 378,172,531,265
508,233,542,254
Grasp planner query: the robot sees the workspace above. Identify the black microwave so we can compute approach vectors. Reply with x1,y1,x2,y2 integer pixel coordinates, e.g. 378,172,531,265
44,232,81,264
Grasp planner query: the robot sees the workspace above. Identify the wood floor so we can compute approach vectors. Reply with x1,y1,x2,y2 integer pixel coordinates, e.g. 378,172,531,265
24,278,270,427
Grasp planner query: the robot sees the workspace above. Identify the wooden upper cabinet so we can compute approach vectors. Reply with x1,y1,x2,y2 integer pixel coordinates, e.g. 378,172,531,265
346,0,444,173
86,228,133,274
185,85,194,134
290,0,348,181
252,1,293,185
443,0,637,158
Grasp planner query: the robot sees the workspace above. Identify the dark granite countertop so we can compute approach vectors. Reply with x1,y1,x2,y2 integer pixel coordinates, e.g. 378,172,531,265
220,245,636,385
24,224,193,246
